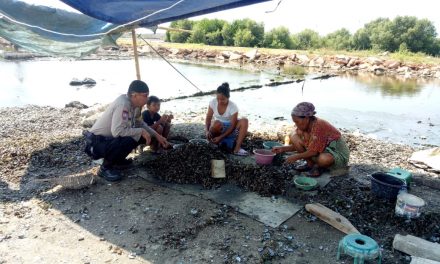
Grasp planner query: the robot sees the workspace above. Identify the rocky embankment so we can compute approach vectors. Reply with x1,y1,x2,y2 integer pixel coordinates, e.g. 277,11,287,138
2,34,440,79
143,46,440,79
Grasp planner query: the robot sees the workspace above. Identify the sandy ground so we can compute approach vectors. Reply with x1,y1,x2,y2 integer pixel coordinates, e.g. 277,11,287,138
1,176,345,264
1,105,439,264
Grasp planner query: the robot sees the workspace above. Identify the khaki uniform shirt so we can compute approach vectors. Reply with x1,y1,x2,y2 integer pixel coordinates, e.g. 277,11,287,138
89,95,155,141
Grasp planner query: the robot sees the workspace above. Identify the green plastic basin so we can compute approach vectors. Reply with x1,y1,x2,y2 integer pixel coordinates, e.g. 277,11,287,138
263,141,283,150
294,176,318,191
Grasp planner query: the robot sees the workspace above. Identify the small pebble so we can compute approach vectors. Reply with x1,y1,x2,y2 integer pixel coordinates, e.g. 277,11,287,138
190,208,198,215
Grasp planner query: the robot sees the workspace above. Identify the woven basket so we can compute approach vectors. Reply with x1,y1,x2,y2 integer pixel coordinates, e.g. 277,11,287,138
36,171,96,189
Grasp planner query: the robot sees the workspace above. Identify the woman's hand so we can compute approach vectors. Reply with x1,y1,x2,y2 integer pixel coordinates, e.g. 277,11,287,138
211,136,222,144
272,146,284,154
205,131,212,141
284,155,298,164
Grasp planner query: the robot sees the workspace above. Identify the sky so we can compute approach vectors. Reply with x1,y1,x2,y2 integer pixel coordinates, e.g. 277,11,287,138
18,0,440,35
194,0,440,35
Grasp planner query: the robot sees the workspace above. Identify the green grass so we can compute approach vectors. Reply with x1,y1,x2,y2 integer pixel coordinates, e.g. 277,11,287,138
282,65,306,76
389,51,440,65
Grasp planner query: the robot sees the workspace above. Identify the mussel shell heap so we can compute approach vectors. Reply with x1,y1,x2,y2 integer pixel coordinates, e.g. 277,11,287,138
144,140,294,196
226,164,291,196
146,142,227,188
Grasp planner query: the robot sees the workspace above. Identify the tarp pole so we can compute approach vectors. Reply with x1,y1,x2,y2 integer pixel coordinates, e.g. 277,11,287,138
131,29,141,80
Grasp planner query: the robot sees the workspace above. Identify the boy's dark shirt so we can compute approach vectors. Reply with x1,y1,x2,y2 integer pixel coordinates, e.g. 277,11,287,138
142,110,161,126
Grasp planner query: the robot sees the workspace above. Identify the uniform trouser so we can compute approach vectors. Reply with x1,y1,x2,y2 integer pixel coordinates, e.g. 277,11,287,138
84,132,145,167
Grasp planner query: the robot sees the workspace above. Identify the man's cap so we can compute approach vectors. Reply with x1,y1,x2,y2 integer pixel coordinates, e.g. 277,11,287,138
128,80,149,94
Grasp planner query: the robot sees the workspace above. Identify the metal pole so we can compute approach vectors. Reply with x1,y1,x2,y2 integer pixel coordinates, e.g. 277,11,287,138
131,29,141,80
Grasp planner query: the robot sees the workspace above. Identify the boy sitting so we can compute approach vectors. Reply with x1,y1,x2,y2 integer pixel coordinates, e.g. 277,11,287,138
141,96,173,153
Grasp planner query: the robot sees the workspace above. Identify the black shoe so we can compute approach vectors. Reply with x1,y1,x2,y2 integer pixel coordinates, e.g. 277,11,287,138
113,158,133,170
98,166,123,182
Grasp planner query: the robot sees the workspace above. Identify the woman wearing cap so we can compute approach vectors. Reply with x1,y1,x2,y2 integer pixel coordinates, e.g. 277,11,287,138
272,102,349,176
205,82,249,156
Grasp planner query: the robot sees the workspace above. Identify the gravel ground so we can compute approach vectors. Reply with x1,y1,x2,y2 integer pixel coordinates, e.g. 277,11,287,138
1,104,439,264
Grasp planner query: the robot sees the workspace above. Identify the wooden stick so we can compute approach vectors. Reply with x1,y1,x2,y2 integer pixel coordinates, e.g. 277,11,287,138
131,29,141,80
305,203,360,234
157,26,192,33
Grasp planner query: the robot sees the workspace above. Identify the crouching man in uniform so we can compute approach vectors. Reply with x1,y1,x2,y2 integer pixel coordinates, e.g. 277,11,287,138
84,80,168,181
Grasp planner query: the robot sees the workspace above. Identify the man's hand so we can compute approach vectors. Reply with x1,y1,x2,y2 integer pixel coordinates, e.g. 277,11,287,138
156,135,169,148
141,129,151,145
284,155,298,164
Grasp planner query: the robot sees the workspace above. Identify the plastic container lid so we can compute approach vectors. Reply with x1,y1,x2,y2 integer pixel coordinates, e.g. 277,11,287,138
397,192,425,207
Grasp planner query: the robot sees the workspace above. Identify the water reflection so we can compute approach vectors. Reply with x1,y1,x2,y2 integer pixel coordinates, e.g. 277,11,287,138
342,72,432,97
15,62,24,84
0,58,270,107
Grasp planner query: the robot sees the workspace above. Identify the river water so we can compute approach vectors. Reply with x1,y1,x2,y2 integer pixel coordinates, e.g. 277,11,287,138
1,58,439,147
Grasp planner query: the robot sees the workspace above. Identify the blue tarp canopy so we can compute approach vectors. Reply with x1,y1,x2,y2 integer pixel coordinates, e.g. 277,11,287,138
0,0,118,42
0,0,120,56
0,0,270,57
59,0,270,27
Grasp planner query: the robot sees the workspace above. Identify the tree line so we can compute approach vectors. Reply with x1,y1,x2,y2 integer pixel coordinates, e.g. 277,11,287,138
165,16,440,56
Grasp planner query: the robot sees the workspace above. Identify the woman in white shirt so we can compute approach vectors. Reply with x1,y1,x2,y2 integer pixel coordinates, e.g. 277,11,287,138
205,82,249,155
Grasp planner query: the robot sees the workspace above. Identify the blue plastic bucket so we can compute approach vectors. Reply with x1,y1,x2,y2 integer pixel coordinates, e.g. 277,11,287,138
370,172,406,200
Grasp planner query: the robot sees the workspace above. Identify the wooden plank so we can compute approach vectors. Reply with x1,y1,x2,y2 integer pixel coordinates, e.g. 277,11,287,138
211,159,226,178
411,256,440,264
394,234,440,262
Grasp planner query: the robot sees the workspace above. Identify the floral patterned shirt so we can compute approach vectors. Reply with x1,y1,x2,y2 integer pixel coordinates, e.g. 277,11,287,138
299,118,341,153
